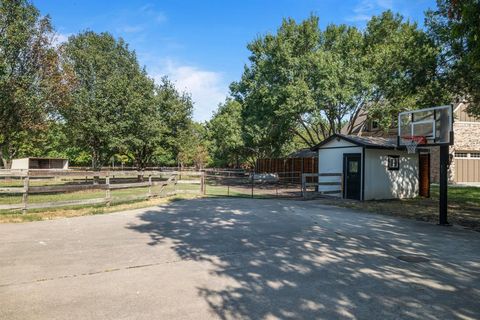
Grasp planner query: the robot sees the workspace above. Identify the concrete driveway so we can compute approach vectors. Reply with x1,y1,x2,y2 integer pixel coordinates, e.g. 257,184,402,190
0,198,479,320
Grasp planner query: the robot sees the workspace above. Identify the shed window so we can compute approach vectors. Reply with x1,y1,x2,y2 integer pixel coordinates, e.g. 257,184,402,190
387,155,400,170
455,152,468,158
348,161,359,173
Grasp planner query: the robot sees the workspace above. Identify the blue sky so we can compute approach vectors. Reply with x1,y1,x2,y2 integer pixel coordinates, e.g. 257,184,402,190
35,0,436,122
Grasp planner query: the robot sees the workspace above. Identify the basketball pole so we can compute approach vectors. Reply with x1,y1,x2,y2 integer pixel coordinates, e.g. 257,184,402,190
439,145,449,225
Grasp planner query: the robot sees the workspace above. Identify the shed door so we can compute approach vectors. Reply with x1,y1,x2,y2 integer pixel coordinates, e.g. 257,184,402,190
343,154,362,200
419,154,430,197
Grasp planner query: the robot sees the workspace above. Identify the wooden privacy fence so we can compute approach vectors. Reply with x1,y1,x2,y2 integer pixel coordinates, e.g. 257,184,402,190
0,170,205,213
301,173,343,198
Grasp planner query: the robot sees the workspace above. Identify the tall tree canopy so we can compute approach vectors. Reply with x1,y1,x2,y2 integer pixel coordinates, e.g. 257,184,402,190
208,99,245,168
231,12,444,159
61,31,150,170
0,0,69,168
154,77,194,166
426,0,480,115
362,11,446,129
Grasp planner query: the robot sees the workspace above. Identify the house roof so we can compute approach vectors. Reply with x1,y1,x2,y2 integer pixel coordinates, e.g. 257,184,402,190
14,157,68,160
287,148,318,158
311,133,401,150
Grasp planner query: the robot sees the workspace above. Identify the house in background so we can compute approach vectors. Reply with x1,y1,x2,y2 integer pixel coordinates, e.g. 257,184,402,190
342,101,480,184
312,134,424,201
11,157,69,170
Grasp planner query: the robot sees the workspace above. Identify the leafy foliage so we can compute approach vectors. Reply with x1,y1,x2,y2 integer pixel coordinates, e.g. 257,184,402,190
60,31,145,169
426,0,480,115
364,11,447,129
208,99,245,167
231,12,444,160
154,77,194,166
0,0,70,167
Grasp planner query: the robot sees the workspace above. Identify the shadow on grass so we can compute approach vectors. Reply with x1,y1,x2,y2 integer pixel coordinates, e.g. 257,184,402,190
128,198,480,320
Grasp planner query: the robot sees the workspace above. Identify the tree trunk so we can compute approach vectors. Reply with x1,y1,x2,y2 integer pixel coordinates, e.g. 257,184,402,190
0,147,11,169
91,149,101,184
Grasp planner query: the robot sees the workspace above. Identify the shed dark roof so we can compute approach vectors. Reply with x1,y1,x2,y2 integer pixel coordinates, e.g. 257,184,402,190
311,133,400,150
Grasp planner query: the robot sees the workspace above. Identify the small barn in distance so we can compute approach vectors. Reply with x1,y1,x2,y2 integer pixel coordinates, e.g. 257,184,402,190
11,157,69,170
312,134,428,200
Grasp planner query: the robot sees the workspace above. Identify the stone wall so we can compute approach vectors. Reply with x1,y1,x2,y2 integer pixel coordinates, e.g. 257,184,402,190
453,122,480,151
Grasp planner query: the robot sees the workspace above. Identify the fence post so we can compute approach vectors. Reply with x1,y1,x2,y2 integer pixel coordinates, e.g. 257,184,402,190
105,175,111,207
148,174,153,199
174,173,178,195
200,172,205,195
22,175,29,214
340,173,344,198
251,172,254,198
301,174,306,198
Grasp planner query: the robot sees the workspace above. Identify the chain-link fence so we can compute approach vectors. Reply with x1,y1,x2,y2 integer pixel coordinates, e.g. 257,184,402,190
204,170,305,199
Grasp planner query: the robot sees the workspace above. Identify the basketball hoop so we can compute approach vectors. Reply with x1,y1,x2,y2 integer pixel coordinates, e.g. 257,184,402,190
403,136,426,154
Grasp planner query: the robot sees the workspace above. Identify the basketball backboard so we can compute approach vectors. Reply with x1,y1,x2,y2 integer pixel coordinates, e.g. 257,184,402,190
398,105,454,148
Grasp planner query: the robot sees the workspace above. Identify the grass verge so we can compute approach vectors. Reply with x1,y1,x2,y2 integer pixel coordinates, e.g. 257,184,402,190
312,185,480,232
0,194,198,223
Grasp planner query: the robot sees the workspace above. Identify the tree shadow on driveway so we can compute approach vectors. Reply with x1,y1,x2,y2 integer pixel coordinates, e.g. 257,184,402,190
127,198,480,320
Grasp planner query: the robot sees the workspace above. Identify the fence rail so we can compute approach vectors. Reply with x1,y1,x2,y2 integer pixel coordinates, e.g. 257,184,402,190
0,170,205,213
301,173,343,198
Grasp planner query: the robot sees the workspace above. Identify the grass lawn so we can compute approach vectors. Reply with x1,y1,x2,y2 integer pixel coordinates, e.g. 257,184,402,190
430,185,480,207
0,194,199,223
0,178,204,223
315,184,480,232
2,179,478,231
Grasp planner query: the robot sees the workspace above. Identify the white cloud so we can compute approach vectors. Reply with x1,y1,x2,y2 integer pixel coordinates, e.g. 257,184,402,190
119,25,144,33
151,59,228,122
348,0,394,22
155,12,167,24
139,4,167,24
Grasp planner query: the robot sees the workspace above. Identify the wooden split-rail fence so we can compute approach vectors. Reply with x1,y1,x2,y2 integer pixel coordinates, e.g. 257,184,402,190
0,170,205,213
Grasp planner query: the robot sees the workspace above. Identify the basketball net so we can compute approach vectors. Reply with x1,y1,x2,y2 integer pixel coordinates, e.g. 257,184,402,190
404,136,426,154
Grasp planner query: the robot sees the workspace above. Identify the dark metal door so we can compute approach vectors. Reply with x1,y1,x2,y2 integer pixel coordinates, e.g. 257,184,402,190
344,154,361,200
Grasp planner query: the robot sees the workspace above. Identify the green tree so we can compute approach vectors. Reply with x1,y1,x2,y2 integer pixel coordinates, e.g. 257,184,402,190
232,12,444,158
308,24,369,136
0,0,69,168
177,122,211,169
426,0,480,115
363,11,446,129
231,16,369,156
117,70,163,170
208,99,245,168
61,31,147,170
155,77,194,166
231,16,321,158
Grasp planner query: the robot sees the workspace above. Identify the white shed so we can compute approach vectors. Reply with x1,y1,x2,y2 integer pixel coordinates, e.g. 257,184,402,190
312,134,428,200
11,157,69,170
